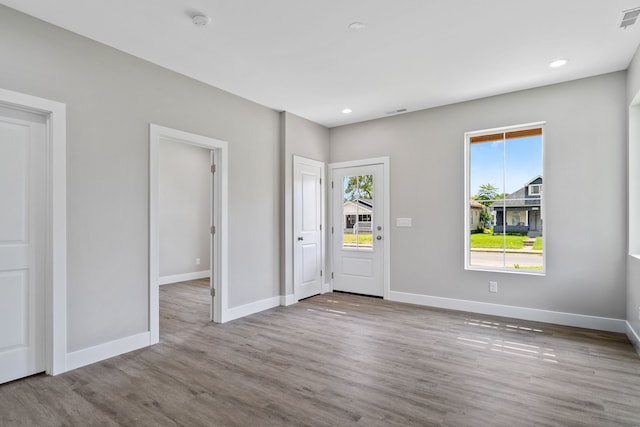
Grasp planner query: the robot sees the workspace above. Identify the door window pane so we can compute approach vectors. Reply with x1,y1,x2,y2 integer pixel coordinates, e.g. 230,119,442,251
343,175,373,250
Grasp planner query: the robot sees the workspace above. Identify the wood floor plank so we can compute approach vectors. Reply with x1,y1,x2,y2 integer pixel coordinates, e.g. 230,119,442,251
1,281,639,426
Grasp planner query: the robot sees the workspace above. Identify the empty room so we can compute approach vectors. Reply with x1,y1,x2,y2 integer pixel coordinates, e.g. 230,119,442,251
1,1,640,426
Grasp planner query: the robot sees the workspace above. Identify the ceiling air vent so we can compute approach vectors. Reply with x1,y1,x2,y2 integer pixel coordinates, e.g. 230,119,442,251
621,8,640,28
386,108,408,115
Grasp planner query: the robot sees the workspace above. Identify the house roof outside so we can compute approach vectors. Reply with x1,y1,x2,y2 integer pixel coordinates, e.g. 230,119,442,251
525,175,543,186
470,200,485,210
494,177,542,209
344,198,373,212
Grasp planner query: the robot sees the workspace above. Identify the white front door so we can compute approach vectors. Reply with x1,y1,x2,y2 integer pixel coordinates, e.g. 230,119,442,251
0,106,46,384
293,156,324,300
332,163,385,297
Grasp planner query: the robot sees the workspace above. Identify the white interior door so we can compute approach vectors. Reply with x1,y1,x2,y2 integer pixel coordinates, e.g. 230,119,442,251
332,163,384,296
0,106,46,384
294,156,324,300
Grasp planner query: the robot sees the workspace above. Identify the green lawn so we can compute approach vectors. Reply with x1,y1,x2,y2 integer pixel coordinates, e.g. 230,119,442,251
532,237,543,250
470,233,543,250
343,233,373,245
512,265,544,270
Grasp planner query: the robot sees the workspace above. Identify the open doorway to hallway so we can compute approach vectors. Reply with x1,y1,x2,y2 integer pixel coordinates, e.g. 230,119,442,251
149,123,228,341
157,139,212,333
160,278,211,336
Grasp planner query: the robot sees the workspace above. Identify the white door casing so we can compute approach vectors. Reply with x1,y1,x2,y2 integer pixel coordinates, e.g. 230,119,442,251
0,107,46,384
149,124,228,342
209,150,222,321
0,88,67,380
330,158,390,298
293,156,324,301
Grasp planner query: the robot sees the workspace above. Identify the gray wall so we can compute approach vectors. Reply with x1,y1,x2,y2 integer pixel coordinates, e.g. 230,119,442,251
330,72,628,319
627,45,640,343
0,5,280,352
281,112,330,297
159,139,210,278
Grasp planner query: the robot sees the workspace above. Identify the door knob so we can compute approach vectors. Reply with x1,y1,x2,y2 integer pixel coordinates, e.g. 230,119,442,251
376,235,382,240
297,236,304,241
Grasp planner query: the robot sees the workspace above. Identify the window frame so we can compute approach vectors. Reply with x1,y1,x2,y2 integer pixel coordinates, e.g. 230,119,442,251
464,122,546,275
529,184,542,195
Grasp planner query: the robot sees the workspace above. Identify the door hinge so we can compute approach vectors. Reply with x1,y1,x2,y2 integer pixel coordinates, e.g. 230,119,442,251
331,272,334,279
320,270,323,277
320,178,322,185
210,287,216,297
331,226,334,234
331,181,334,189
320,224,322,231
211,225,216,234
211,164,216,174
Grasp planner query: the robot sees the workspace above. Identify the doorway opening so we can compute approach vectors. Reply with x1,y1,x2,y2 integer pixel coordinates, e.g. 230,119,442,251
157,139,213,329
149,124,228,344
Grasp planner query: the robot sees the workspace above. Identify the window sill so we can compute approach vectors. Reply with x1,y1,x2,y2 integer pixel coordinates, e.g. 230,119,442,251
465,266,546,276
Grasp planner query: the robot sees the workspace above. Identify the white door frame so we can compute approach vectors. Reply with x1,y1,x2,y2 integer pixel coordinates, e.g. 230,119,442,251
329,157,390,299
293,155,325,301
149,124,228,343
0,88,67,376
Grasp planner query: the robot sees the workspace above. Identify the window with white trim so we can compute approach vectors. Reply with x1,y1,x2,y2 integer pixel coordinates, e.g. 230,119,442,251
465,124,545,273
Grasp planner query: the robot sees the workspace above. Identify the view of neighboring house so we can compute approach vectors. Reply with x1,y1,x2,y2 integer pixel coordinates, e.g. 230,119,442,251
343,198,373,233
469,200,485,231
493,176,543,237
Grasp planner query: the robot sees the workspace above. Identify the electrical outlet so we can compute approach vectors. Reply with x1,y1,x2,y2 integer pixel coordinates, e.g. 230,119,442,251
195,258,201,265
489,281,498,293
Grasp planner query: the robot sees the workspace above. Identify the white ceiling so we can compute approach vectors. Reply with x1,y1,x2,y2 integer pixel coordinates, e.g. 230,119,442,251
3,1,640,127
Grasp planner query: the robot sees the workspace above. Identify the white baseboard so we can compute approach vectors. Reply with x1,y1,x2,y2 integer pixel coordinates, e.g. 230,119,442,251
389,291,627,333
66,332,151,372
627,321,640,355
159,270,210,285
280,294,298,306
222,296,280,323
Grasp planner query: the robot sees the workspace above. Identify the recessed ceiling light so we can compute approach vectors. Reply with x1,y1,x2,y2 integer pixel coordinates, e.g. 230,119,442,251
192,15,212,26
549,58,568,68
348,22,365,31
342,108,353,114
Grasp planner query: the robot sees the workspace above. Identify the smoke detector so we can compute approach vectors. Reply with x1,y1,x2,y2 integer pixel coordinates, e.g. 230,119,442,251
192,14,212,26
348,22,366,31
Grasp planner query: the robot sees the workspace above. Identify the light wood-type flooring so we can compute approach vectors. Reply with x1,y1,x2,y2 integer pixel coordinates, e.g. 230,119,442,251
1,279,640,426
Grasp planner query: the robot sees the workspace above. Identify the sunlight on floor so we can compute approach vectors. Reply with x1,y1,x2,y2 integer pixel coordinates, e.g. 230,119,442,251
458,318,558,363
306,308,347,315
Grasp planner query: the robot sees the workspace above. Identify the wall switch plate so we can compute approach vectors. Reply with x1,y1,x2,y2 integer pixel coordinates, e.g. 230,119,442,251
489,281,498,293
196,258,201,265
396,218,412,227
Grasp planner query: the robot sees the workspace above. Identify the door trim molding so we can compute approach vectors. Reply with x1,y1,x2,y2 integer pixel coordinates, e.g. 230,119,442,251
0,88,68,376
149,124,229,342
293,155,325,302
329,157,390,299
